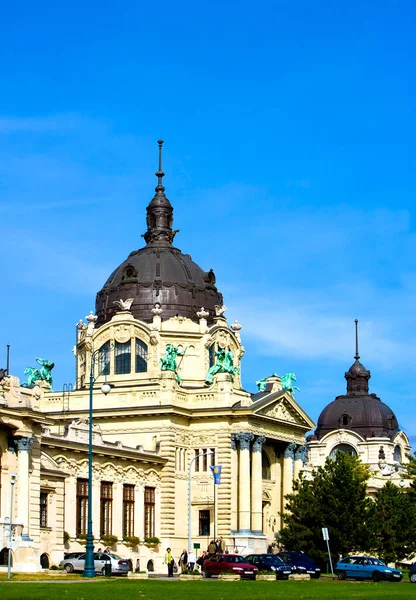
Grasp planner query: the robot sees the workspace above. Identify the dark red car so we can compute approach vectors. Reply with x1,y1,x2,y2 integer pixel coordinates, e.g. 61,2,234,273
203,554,258,579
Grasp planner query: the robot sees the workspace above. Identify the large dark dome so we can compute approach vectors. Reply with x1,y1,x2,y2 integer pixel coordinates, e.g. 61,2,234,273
314,351,399,441
95,141,223,326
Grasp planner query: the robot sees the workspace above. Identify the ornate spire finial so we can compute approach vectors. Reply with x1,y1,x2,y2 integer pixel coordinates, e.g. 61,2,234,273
143,140,178,246
155,139,165,193
354,319,360,360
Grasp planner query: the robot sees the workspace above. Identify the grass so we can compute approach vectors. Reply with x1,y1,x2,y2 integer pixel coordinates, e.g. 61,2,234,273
0,578,414,600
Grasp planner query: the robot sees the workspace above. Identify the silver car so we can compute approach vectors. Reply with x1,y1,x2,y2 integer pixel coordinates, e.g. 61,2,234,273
59,551,130,575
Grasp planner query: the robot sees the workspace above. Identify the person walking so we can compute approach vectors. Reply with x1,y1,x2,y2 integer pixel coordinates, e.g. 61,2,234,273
208,540,217,555
218,536,226,552
188,549,197,571
165,547,176,577
179,549,188,574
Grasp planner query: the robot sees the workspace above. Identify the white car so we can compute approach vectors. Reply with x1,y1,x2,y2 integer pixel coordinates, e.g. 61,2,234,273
59,551,130,575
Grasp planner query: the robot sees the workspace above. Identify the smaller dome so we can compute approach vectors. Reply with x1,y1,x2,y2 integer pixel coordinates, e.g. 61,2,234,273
314,320,400,441
315,393,399,440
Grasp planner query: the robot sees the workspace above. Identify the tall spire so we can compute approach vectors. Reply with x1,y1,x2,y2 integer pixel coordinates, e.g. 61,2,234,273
155,139,165,194
143,140,178,246
345,318,371,395
354,318,360,360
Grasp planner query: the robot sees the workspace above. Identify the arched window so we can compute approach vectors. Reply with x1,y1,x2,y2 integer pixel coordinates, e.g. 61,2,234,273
0,548,11,566
147,559,154,572
329,443,357,461
40,553,50,569
394,445,402,462
115,341,131,374
135,339,148,373
98,341,110,375
262,452,271,480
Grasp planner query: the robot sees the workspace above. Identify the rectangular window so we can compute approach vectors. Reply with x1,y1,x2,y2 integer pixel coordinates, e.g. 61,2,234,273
115,341,131,375
203,448,208,471
98,341,110,375
210,448,215,466
76,478,88,536
40,492,48,527
144,486,155,538
209,344,216,368
199,510,210,536
123,484,135,537
100,482,113,536
135,339,148,373
194,449,200,472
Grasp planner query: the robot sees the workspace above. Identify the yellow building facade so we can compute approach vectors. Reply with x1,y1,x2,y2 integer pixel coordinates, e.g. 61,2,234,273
0,141,315,572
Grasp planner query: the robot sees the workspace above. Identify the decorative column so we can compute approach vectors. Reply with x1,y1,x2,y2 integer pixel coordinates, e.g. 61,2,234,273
251,436,266,534
236,432,254,532
294,445,306,480
230,435,238,532
14,437,34,540
282,442,296,510
134,485,145,539
113,481,124,540
92,478,101,540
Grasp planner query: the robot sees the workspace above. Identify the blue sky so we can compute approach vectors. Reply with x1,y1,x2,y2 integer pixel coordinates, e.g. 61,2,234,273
1,1,415,440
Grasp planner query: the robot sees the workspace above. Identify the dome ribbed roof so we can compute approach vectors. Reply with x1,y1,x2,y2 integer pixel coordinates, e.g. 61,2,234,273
95,141,223,326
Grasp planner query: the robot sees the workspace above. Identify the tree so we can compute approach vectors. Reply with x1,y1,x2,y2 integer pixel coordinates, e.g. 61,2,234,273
280,453,372,566
369,481,416,563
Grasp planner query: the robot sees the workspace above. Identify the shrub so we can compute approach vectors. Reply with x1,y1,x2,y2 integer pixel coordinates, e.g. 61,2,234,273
100,534,118,546
63,531,70,543
123,535,141,547
144,536,161,545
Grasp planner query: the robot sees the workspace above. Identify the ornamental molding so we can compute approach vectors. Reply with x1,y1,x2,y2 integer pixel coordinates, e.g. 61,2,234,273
114,324,133,343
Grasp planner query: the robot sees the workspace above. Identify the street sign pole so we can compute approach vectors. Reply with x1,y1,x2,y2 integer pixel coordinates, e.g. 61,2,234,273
322,527,334,578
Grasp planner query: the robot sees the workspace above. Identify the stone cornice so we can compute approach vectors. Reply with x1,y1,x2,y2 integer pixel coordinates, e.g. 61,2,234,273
41,436,167,465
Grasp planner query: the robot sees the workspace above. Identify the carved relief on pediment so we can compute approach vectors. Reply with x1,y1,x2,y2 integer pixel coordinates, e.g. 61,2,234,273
258,400,299,424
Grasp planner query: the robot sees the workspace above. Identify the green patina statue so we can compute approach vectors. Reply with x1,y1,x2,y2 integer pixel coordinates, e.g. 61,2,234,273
22,357,55,390
255,372,300,396
159,344,186,382
205,347,239,385
280,372,300,396
256,372,279,392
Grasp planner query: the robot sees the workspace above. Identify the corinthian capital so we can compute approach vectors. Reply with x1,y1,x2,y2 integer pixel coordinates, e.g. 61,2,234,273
295,444,306,460
235,432,254,450
14,436,34,452
283,441,297,458
252,435,266,452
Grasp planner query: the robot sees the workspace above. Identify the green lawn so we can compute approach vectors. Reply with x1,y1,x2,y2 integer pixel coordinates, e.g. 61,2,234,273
0,579,413,600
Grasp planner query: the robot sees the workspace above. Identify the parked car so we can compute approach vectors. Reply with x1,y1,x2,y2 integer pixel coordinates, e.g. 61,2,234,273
59,551,130,575
277,551,321,578
336,556,402,582
202,554,258,579
244,554,293,579
409,563,416,583
63,552,85,560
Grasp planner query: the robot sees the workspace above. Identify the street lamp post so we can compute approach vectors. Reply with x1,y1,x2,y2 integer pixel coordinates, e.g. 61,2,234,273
83,347,112,578
187,451,216,554
8,473,18,579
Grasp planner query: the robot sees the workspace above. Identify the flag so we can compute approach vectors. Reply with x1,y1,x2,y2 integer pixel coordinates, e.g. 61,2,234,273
210,465,222,484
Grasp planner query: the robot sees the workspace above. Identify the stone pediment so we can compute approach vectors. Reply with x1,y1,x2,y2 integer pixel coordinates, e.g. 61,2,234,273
252,392,315,429
40,451,61,471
